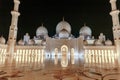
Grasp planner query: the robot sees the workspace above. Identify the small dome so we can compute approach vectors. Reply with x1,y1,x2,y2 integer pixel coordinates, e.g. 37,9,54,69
0,36,6,44
56,19,71,34
28,39,35,45
105,39,112,46
94,39,103,46
36,25,48,37
59,29,70,39
79,24,92,36
18,39,24,45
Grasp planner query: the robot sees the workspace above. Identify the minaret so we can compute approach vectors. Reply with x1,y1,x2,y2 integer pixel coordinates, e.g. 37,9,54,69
109,0,120,56
7,0,20,56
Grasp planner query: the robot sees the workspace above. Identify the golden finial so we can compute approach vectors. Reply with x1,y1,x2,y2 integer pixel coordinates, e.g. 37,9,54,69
84,23,86,26
62,16,65,21
41,23,44,26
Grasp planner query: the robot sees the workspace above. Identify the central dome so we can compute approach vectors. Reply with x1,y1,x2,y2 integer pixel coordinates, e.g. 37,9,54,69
59,29,70,39
36,25,48,37
56,19,71,34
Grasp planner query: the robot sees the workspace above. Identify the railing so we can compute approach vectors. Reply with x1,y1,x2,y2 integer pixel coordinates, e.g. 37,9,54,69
84,46,117,68
15,45,46,56
0,44,7,56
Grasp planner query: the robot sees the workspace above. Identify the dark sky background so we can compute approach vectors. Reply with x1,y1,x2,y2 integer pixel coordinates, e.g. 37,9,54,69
0,0,120,41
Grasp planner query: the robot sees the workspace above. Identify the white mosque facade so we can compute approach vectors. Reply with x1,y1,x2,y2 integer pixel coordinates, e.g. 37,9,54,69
0,0,120,67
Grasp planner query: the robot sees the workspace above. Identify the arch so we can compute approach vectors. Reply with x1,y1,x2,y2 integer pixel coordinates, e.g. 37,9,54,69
61,45,68,56
71,48,75,64
61,45,68,67
54,48,58,56
71,48,74,55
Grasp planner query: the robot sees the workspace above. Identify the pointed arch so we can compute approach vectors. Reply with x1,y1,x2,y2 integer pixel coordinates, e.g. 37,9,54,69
61,45,68,56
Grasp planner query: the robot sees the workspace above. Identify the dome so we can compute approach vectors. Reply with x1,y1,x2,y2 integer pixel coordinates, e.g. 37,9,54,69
59,29,70,39
105,39,112,46
0,36,6,44
36,25,48,37
56,19,71,34
94,40,103,46
18,39,24,45
79,24,92,36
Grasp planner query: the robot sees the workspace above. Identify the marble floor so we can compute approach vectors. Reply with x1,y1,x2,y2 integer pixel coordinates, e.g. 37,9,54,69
0,54,120,80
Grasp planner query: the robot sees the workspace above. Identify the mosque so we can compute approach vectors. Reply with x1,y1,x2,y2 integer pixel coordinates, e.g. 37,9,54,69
0,0,120,68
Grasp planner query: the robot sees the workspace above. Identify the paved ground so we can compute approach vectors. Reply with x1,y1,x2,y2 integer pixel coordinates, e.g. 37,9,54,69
0,56,120,80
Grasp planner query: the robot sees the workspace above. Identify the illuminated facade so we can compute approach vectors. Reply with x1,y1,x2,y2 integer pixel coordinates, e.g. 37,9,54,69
0,0,120,68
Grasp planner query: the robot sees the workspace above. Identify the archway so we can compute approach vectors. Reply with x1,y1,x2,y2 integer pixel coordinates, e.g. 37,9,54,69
54,48,58,56
71,48,75,64
54,48,58,65
61,45,68,67
61,45,68,56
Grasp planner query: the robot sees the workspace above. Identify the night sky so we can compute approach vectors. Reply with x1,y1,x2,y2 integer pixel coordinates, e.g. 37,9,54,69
0,0,120,41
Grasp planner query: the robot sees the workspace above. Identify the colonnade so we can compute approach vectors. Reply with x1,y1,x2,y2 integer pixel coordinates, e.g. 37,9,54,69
84,49,117,68
0,44,7,56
